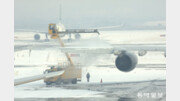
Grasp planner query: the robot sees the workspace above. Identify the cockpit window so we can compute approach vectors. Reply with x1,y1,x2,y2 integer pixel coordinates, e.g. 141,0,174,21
49,25,55,30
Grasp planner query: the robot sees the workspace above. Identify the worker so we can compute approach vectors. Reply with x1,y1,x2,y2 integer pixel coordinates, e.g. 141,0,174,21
86,72,90,82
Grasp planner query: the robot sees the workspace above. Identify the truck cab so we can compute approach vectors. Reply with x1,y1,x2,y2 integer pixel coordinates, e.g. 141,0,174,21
48,24,59,39
43,65,82,85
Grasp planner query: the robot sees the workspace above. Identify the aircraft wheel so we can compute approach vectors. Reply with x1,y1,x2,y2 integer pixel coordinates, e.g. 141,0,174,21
71,78,77,84
55,78,63,85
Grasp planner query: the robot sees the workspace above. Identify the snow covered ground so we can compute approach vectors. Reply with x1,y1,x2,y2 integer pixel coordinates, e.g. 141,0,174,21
14,30,166,99
15,84,104,98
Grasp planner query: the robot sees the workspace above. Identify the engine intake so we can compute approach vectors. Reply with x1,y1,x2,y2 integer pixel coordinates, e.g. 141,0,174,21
115,52,138,72
34,34,40,41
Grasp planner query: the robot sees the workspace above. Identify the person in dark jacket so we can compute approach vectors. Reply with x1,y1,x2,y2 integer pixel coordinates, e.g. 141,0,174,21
86,72,90,82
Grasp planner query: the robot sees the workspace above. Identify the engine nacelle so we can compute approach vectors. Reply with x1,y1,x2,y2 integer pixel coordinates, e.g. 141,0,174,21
115,52,138,72
138,50,147,56
34,34,40,41
75,33,81,39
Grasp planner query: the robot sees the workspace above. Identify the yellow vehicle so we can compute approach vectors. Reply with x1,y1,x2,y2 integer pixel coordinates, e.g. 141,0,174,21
48,23,60,39
44,25,82,85
43,66,82,85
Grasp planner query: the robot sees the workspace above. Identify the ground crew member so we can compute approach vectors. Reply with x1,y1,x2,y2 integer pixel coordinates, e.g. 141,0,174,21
86,72,90,82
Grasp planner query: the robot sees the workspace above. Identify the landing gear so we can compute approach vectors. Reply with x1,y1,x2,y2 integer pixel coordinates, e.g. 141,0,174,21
67,33,81,42
68,33,72,42
44,33,49,42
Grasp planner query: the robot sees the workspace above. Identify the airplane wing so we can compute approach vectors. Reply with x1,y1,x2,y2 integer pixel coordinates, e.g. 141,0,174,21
59,29,100,35
60,44,166,54
14,71,64,86
15,43,166,54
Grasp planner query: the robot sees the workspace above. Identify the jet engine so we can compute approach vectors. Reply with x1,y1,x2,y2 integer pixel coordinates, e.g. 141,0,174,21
75,33,81,39
34,34,40,41
115,52,138,72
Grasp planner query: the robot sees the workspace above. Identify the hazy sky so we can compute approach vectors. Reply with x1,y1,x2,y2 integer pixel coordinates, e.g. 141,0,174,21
15,0,166,30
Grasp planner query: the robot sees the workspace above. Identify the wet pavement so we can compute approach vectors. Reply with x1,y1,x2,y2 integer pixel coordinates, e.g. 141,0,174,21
15,80,165,101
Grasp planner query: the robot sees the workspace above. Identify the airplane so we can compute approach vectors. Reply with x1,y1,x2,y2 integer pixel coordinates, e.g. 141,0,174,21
31,2,100,42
